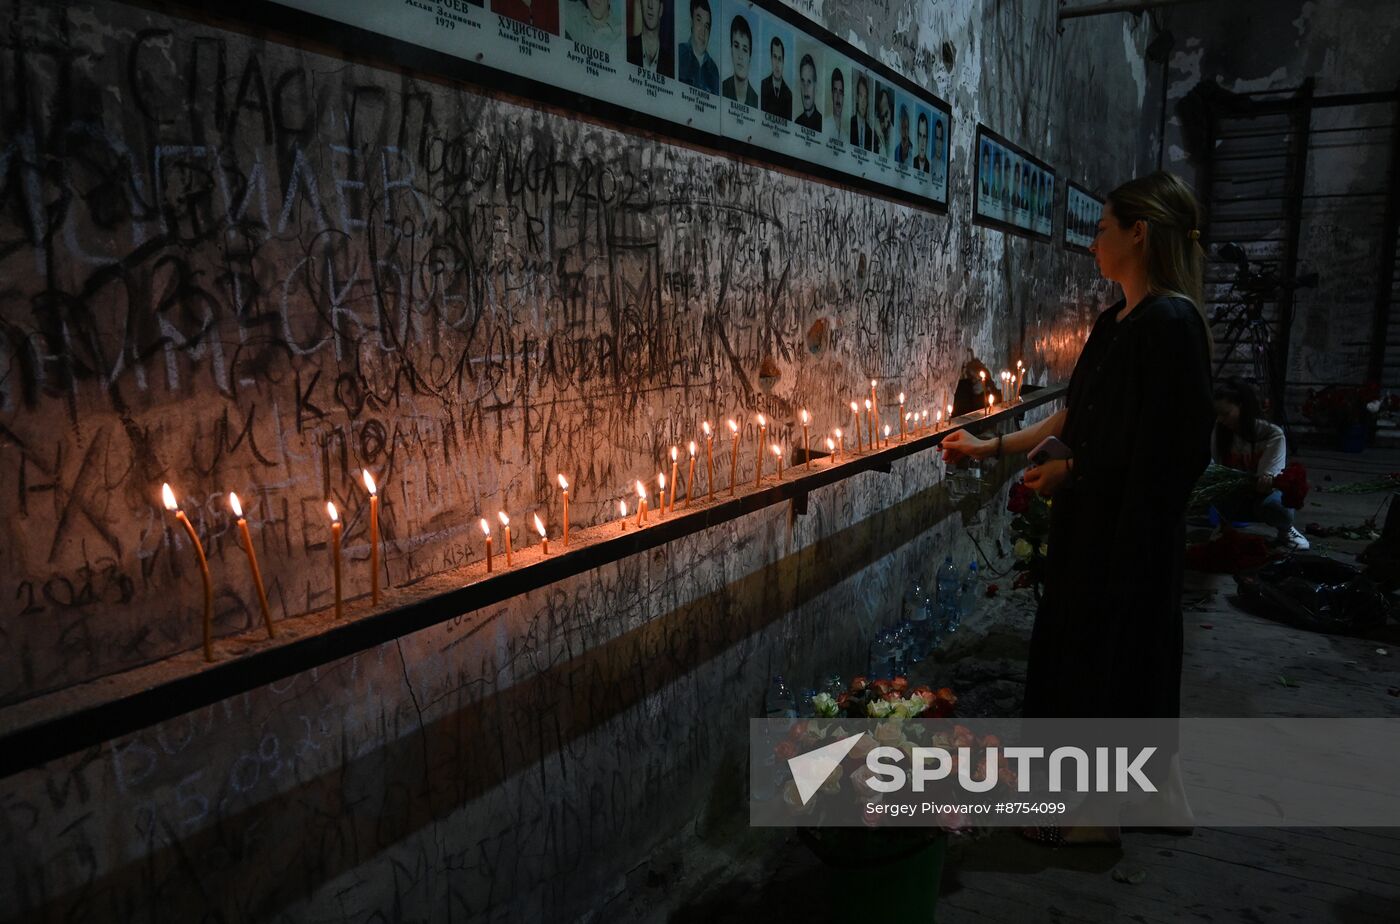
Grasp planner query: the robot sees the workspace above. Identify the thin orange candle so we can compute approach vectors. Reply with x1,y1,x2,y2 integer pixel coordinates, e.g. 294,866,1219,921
533,513,549,555
327,501,343,620
754,414,767,489
825,436,836,463
636,480,648,526
685,441,697,508
947,402,954,422
362,470,380,604
162,483,214,661
864,399,874,449
850,401,862,452
703,421,715,502
668,446,679,513
987,392,997,416
898,392,906,441
834,427,844,459
800,409,810,469
727,419,740,496
657,471,667,520
870,379,879,430
883,424,891,448
480,518,493,573
772,444,784,480
558,474,571,546
619,499,628,531
498,511,513,567
229,492,273,639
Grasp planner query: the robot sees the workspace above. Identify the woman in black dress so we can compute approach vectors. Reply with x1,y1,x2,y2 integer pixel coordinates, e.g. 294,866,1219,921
941,171,1214,842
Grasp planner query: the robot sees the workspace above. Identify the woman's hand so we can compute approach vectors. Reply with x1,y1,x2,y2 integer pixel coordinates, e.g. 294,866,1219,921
1255,474,1274,495
1023,459,1070,497
940,430,993,463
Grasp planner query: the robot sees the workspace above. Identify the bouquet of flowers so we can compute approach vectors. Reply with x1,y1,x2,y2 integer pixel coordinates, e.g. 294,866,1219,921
1188,462,1310,513
1301,382,1387,430
1007,481,1051,597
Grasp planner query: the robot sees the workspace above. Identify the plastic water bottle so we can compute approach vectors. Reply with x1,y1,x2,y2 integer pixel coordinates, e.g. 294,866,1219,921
907,579,931,664
869,630,894,678
936,555,961,635
892,620,911,675
959,561,981,625
799,688,818,716
765,675,797,718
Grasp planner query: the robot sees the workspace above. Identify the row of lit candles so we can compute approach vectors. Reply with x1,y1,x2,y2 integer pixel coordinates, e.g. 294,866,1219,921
160,369,1028,661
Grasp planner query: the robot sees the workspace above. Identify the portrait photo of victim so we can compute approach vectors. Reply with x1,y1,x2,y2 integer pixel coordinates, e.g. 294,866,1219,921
677,0,718,93
493,0,560,34
722,13,758,106
761,22,794,120
564,0,619,45
794,48,822,130
627,0,674,77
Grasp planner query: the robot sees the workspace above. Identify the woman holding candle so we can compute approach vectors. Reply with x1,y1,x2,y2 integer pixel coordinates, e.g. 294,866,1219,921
940,171,1213,846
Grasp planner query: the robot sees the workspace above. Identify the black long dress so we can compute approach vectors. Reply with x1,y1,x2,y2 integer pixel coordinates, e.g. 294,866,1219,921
1023,295,1214,718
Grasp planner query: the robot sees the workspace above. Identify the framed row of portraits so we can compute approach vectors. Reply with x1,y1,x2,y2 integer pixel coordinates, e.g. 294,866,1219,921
267,0,953,210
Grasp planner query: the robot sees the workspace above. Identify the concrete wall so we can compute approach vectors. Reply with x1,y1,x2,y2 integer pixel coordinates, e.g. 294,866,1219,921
0,1,1151,920
1160,0,1400,410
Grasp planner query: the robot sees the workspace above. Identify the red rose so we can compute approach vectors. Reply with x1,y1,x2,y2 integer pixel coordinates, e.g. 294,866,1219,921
1007,481,1034,514
1274,462,1310,509
891,677,909,693
871,680,893,697
912,685,935,705
849,676,868,692
836,692,851,710
953,725,975,748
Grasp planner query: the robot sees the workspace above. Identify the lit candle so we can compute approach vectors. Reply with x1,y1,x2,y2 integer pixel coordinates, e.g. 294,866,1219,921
1010,374,1017,403
800,409,810,470
636,480,649,527
727,419,740,495
327,501,343,620
162,483,214,661
362,470,380,605
898,392,906,441
850,401,863,452
228,492,273,639
922,409,930,432
619,499,628,532
480,518,493,573
557,474,570,547
870,379,879,431
668,446,679,513
772,444,784,480
533,513,549,555
883,424,891,447
685,441,697,508
834,427,844,460
657,471,667,520
935,409,943,428
498,511,513,567
904,411,912,440
987,392,997,416
947,402,954,422
825,436,836,463
703,421,715,502
754,414,767,489
864,399,873,449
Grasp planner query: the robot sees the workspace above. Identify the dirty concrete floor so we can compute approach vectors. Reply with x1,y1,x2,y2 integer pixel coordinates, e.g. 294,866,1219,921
605,448,1400,924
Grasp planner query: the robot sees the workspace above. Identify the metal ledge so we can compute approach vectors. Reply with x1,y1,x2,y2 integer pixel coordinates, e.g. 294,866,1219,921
0,384,1065,779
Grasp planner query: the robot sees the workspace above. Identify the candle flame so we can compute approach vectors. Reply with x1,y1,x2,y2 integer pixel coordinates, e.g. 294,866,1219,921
727,418,738,434
480,518,491,536
533,513,546,537
850,401,859,413
558,473,569,491
362,470,377,495
871,379,877,388
800,409,809,424
980,370,987,381
990,395,998,407
658,471,666,490
771,444,782,456
905,412,911,421
883,425,891,438
834,428,843,438
620,499,628,517
636,480,647,499
947,403,954,416
688,440,697,456
703,421,712,436
229,492,243,517
898,392,905,404
498,510,510,526
864,399,871,411
936,410,943,422
161,483,178,511
757,413,766,427
825,437,835,451
327,501,339,522
670,445,678,461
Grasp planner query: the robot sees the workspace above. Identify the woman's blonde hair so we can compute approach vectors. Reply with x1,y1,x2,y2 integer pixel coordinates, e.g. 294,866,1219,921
1107,171,1212,349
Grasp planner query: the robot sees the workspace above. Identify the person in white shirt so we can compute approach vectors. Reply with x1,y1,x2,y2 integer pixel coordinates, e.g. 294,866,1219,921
1211,377,1308,549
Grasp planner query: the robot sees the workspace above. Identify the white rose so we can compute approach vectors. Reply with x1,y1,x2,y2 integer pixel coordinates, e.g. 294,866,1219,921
867,699,893,718
905,696,927,717
812,692,839,717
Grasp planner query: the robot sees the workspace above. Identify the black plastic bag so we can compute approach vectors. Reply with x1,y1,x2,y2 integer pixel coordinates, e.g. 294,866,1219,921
1233,554,1396,636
